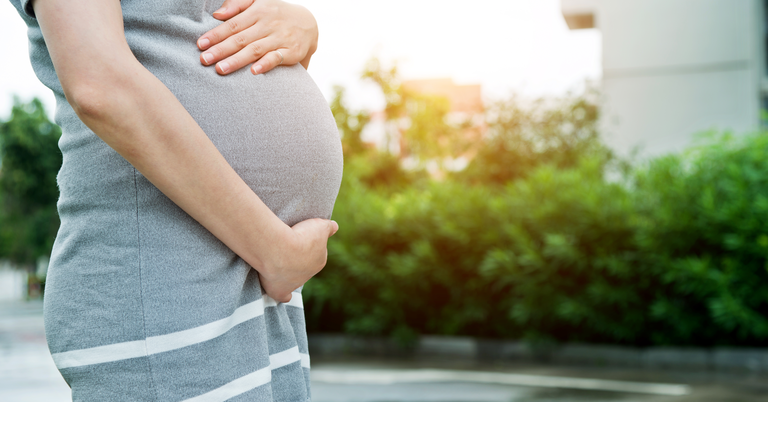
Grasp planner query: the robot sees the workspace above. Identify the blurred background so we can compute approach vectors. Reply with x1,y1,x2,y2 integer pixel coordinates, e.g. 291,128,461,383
2,0,768,401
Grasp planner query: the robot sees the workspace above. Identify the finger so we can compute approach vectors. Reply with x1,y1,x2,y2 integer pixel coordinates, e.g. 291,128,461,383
260,280,293,304
251,49,286,75
215,37,279,75
197,2,258,50
200,23,269,68
327,220,339,237
211,0,254,21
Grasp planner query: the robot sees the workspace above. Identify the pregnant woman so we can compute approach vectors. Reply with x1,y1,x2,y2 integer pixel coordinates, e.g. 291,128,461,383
9,0,343,401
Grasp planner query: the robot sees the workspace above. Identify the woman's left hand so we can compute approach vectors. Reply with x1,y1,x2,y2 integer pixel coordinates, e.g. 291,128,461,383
197,0,318,76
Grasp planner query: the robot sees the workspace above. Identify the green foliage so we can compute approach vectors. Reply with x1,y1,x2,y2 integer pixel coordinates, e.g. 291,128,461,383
343,150,427,193
458,91,610,185
309,79,768,347
330,85,370,158
361,57,477,166
307,155,652,345
0,98,62,269
361,57,406,120
633,132,768,345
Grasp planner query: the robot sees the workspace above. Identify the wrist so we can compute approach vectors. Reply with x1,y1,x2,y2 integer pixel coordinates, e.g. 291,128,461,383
295,4,318,57
247,217,294,275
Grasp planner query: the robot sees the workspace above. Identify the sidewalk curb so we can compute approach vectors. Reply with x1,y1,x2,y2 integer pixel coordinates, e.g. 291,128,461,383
308,334,768,372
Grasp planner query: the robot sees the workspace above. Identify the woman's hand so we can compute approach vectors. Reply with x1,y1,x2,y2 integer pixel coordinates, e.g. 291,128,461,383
259,218,339,303
197,0,318,75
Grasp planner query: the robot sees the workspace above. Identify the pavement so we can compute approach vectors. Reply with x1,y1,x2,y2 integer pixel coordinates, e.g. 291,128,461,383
2,300,768,402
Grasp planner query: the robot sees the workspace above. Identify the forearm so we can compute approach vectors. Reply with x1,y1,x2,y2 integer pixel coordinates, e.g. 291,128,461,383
75,60,288,272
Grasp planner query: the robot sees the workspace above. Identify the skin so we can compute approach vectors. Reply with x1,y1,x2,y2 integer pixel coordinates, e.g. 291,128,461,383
197,0,319,76
31,0,337,303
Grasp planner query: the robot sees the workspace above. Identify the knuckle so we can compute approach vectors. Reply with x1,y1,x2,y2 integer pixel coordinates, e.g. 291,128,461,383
226,19,240,33
211,45,223,57
211,26,227,41
233,34,248,49
248,43,263,58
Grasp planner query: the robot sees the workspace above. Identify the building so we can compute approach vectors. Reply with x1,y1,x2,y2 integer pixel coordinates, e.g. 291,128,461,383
561,0,763,157
401,78,484,119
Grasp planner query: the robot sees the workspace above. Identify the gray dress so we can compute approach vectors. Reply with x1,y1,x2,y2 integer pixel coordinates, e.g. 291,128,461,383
9,0,343,401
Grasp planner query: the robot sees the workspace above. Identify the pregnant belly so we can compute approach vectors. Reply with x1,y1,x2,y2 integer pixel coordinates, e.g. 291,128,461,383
160,64,343,226
120,4,343,225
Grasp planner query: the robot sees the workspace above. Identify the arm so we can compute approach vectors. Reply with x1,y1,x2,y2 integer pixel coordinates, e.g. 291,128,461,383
32,0,336,302
196,0,319,75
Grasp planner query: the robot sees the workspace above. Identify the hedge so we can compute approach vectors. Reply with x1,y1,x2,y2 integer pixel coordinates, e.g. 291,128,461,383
304,132,768,347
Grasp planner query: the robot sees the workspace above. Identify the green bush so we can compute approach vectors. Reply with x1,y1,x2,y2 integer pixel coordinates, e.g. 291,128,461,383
0,98,62,270
457,90,609,185
305,129,768,348
633,132,768,346
306,155,647,345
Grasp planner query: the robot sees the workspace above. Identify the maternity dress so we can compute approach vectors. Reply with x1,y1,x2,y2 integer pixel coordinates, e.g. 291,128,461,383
10,0,343,401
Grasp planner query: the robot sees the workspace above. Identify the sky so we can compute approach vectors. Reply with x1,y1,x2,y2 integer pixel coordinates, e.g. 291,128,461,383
0,0,601,118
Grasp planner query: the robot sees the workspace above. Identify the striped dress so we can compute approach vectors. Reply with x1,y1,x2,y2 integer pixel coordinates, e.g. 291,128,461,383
10,0,343,401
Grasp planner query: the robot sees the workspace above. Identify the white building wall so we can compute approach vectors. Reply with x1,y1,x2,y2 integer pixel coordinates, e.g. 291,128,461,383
563,0,762,158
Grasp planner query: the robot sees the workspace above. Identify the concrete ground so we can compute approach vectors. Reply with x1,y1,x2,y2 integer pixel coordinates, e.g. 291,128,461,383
2,300,768,402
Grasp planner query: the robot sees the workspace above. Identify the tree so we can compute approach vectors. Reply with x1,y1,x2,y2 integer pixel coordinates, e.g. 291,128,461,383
361,57,475,172
0,98,62,297
329,85,371,157
458,90,611,185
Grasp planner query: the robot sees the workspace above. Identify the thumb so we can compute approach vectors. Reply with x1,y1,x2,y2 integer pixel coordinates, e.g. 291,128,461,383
212,0,255,20
327,220,339,237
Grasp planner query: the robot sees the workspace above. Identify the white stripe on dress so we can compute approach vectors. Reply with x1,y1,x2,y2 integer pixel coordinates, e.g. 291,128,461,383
184,346,304,402
146,299,265,355
270,346,301,369
50,340,148,370
184,367,273,402
52,291,305,369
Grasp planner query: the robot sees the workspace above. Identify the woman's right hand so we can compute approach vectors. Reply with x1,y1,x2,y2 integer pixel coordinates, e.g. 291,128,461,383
258,218,339,303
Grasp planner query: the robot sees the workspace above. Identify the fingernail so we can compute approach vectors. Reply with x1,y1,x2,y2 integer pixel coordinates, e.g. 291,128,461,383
202,52,214,65
218,61,230,73
214,7,227,14
252,64,263,75
198,38,210,50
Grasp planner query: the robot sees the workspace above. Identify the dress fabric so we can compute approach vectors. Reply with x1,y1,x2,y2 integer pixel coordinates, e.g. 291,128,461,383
9,0,343,401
